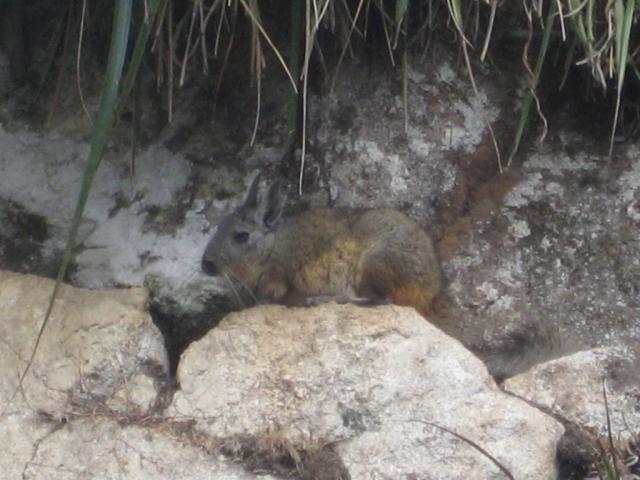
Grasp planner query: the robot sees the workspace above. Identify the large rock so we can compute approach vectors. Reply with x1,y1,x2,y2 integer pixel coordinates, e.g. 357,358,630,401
0,270,168,418
170,304,563,479
445,142,640,379
504,347,640,440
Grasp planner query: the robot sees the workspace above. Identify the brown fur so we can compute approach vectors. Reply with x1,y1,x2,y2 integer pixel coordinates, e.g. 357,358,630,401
256,208,444,316
203,179,444,328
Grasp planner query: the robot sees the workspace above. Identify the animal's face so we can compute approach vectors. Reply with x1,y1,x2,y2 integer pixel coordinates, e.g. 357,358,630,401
201,175,285,290
201,208,275,281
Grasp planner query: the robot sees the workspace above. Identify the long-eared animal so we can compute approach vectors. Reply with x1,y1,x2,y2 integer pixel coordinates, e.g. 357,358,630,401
202,175,444,323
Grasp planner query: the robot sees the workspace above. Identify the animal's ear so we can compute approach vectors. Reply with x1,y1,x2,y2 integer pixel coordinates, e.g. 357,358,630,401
257,180,286,229
242,173,261,209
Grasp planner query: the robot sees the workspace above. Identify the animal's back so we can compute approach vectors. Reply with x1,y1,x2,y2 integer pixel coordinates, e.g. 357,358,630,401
269,207,443,316
270,208,370,298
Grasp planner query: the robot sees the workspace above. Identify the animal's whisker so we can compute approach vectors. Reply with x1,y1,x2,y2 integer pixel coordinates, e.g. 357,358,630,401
223,270,258,307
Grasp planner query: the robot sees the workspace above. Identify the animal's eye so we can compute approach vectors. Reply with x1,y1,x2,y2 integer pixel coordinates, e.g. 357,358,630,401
233,231,250,244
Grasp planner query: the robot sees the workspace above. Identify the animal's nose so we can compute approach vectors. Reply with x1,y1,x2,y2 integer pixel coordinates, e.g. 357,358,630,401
202,257,219,276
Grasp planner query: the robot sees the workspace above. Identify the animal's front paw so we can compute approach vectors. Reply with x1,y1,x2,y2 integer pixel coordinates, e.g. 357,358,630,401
303,295,387,307
304,295,334,307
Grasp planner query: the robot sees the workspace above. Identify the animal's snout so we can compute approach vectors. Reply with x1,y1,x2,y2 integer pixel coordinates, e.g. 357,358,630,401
202,257,219,276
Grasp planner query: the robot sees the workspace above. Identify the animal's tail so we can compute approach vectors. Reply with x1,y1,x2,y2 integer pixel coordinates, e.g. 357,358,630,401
402,291,572,381
470,323,573,382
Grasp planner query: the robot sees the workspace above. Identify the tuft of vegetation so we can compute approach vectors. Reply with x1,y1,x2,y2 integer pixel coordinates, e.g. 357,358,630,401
3,1,640,161
585,432,640,480
584,380,640,479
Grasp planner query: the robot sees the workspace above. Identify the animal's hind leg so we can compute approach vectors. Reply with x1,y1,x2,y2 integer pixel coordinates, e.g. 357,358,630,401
357,246,437,316
357,248,406,301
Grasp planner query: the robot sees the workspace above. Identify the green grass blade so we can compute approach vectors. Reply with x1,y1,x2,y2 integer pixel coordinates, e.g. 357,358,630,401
509,0,556,163
602,458,618,480
586,0,594,43
117,0,164,114
567,0,596,61
62,0,132,283
609,0,636,157
1,0,133,415
396,0,409,24
614,0,624,68
449,0,462,25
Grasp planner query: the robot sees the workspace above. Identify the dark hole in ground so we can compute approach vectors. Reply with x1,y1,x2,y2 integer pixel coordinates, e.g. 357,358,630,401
148,297,234,378
0,199,54,276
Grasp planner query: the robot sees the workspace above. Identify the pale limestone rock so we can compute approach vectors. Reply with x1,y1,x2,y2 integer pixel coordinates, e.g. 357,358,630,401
0,270,168,418
504,347,640,439
22,418,275,480
0,411,56,480
170,304,563,479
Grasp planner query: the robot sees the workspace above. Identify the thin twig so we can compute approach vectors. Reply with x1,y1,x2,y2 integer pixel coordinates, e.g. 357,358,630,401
403,419,515,480
480,0,497,62
330,0,366,93
237,0,298,93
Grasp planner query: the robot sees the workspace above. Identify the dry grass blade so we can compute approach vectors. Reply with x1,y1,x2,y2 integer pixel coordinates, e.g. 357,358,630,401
480,0,497,62
213,29,235,109
383,17,396,66
330,0,366,93
338,0,366,40
508,0,555,165
298,0,310,195
166,0,174,123
250,47,262,146
446,0,476,89
446,0,502,170
298,0,332,195
402,49,409,133
445,0,473,48
248,0,263,146
179,1,199,86
405,419,515,479
287,0,303,139
197,0,209,72
565,0,590,18
211,0,227,56
47,1,76,128
237,0,298,93
556,0,567,41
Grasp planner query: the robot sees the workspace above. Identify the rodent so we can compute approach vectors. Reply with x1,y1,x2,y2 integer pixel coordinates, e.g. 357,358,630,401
202,175,444,323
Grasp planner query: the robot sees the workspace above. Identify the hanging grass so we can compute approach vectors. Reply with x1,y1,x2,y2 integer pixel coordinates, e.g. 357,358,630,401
7,1,639,163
